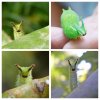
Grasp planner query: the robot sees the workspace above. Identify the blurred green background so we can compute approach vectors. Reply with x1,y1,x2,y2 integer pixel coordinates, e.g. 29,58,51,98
2,51,49,92
51,51,98,98
2,2,49,39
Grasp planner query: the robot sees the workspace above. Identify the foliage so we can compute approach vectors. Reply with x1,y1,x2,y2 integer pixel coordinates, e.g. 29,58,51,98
2,2,49,39
79,51,98,71
2,26,49,49
2,31,12,46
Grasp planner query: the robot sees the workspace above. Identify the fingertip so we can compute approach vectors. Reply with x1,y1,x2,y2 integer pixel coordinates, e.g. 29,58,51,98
63,38,84,49
51,27,69,49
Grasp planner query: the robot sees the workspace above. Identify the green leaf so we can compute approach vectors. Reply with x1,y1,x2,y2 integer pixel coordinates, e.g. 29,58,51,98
2,26,49,49
2,31,12,46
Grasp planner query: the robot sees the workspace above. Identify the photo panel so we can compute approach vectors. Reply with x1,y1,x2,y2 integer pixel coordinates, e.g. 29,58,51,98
2,2,49,49
51,51,98,98
2,51,49,98
51,2,98,49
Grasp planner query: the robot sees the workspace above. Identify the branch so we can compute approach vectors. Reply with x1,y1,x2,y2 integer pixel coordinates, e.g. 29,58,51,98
3,76,49,98
66,70,98,98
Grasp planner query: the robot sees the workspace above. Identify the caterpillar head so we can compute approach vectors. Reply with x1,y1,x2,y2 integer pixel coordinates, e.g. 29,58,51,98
11,21,22,32
15,64,36,78
68,59,78,71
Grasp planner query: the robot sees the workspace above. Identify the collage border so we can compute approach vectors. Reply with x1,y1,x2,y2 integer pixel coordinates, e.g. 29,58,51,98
1,0,99,99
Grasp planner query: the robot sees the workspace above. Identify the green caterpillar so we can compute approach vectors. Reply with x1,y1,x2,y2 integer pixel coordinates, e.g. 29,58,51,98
15,64,35,87
15,64,48,93
61,7,86,39
11,21,24,40
68,59,78,90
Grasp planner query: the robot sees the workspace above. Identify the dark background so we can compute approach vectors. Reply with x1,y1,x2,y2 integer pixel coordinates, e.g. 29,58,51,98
2,2,49,39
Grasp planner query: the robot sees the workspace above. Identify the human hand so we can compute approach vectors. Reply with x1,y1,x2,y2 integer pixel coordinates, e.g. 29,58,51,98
51,15,98,49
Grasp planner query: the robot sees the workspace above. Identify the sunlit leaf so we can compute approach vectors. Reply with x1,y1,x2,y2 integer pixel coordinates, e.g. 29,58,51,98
2,26,49,49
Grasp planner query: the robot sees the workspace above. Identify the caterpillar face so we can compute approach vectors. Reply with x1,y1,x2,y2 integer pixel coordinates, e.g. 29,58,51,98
72,68,76,71
15,64,36,78
19,67,33,78
11,21,22,32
